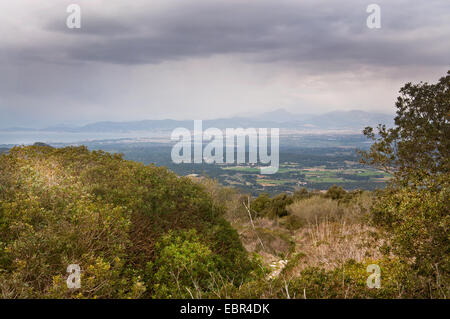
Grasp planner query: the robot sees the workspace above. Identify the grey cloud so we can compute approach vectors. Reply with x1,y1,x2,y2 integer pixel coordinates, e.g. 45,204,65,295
46,14,135,36
20,0,448,68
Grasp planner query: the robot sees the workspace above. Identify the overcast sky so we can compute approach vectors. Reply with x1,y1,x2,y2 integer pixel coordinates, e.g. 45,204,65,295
0,0,449,128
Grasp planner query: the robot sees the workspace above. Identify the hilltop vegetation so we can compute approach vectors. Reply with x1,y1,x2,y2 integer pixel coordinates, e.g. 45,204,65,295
0,145,256,298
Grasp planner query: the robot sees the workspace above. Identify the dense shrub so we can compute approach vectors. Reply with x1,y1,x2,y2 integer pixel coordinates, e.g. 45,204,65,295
269,194,293,218
148,229,218,298
250,193,272,217
251,193,292,219
325,185,347,200
371,176,449,297
0,146,255,298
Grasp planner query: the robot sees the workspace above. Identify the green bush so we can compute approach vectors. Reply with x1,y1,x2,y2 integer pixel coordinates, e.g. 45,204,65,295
325,185,347,200
371,176,450,297
0,146,255,298
148,229,218,298
251,193,272,217
251,193,293,219
269,194,293,218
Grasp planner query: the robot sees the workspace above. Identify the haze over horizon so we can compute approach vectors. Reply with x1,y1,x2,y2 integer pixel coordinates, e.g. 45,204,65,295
1,108,395,131
1,0,449,128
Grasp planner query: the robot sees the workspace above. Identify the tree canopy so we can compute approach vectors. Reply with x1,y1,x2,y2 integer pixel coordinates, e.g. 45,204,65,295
360,70,449,185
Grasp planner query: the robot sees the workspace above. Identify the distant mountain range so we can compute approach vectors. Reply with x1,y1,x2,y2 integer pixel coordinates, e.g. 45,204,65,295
1,110,394,133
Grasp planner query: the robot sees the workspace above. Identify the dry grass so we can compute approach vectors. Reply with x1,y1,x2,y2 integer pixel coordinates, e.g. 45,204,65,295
287,197,340,223
291,218,385,274
239,193,385,278
285,193,385,274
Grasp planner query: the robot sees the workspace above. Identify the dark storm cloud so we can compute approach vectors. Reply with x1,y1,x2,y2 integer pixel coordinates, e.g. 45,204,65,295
25,0,449,67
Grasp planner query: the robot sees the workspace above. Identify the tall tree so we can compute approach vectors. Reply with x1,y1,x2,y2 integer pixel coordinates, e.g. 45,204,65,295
360,70,449,185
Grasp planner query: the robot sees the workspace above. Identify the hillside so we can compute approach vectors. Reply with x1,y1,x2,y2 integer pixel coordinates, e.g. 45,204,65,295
0,145,255,298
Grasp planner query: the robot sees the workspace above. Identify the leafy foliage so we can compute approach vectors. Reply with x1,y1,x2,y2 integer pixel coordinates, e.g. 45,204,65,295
325,185,347,200
0,145,254,298
360,70,449,182
148,229,218,298
251,193,293,219
361,70,450,297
